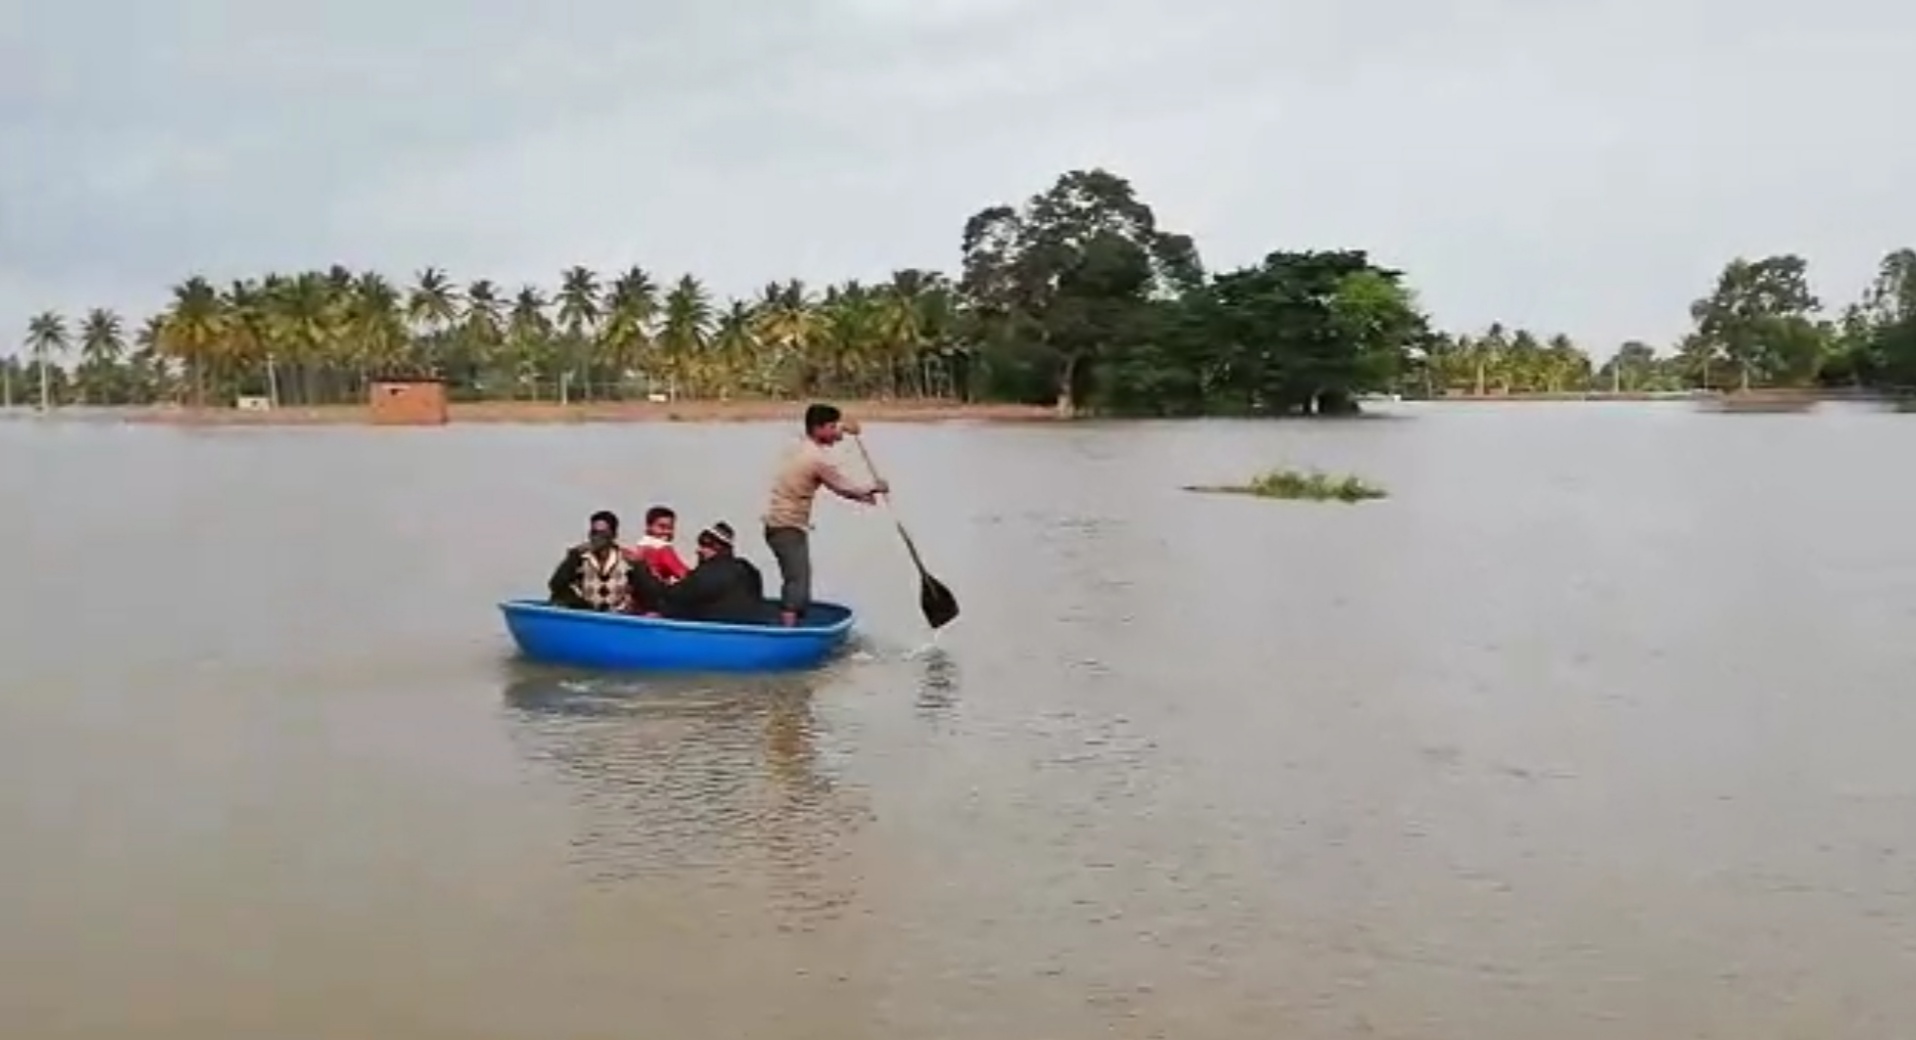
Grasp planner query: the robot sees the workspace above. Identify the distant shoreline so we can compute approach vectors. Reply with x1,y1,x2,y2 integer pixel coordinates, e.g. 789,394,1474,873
1410,389,1916,405
1412,390,1705,402
5,389,1903,426
111,399,1063,427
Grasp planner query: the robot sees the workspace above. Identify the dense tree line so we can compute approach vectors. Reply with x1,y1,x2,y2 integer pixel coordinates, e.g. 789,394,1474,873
9,168,1916,415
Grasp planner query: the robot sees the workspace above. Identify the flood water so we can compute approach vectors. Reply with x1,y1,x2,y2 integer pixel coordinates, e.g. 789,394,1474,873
2,402,1913,1039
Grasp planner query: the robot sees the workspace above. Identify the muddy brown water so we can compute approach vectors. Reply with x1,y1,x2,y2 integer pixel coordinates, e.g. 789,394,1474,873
1,402,1913,1038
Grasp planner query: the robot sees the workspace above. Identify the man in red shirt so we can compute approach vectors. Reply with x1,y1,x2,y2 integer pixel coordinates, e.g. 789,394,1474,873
627,504,691,584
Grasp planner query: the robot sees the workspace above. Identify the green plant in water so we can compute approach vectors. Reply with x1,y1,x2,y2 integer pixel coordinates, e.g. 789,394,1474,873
1184,467,1386,502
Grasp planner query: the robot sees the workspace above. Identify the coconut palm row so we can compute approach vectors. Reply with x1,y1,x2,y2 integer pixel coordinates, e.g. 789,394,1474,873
16,265,967,407
1421,326,1606,395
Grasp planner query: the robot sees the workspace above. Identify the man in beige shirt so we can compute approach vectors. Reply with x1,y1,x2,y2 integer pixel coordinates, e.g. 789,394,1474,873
762,402,887,625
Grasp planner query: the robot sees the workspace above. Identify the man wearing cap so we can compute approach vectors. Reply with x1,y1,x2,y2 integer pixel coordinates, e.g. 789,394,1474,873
762,402,886,625
633,521,771,624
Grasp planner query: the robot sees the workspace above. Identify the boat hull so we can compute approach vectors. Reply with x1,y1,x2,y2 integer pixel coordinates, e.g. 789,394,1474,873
498,599,854,672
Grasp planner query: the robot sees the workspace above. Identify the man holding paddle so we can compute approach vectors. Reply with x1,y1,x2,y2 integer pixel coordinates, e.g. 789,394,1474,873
762,403,886,626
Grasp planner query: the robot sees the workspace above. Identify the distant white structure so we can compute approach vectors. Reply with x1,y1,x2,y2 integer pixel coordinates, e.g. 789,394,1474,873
236,395,273,411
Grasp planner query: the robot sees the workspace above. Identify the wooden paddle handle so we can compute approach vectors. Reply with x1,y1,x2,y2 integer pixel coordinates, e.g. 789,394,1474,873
851,434,885,491
852,434,928,571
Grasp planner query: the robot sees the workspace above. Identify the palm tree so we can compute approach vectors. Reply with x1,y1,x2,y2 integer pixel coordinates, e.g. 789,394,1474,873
908,272,964,397
659,275,713,397
274,272,338,404
75,308,127,404
1472,323,1508,395
752,280,818,396
878,271,930,396
507,286,553,399
1428,334,1468,394
406,267,460,375
131,315,170,403
223,279,273,401
1,261,1024,410
602,266,660,397
1543,333,1588,392
820,282,889,394
158,279,224,405
348,271,407,381
713,300,760,397
25,311,68,409
462,280,505,392
555,266,601,399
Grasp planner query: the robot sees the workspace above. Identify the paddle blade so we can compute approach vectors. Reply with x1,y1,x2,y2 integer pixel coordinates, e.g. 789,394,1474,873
918,572,960,629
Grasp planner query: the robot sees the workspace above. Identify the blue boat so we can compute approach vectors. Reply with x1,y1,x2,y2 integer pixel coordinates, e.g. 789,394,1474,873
498,599,855,673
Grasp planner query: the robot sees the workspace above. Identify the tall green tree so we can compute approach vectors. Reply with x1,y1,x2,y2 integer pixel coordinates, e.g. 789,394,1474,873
1099,251,1424,415
959,168,1201,414
1854,248,1916,389
1217,251,1417,414
1688,255,1825,389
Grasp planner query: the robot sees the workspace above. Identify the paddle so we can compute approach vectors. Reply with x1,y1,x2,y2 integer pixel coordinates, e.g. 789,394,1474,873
851,433,960,630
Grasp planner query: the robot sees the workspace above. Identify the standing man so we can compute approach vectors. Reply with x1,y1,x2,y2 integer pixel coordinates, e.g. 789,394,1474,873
762,403,887,626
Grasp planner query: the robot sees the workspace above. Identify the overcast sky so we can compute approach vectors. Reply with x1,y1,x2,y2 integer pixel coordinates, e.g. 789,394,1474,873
4,0,1912,357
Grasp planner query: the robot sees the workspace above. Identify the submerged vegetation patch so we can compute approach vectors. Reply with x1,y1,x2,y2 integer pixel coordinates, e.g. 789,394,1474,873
1185,468,1387,503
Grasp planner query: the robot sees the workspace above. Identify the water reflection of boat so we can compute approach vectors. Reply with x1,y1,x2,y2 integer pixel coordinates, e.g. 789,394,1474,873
499,668,867,922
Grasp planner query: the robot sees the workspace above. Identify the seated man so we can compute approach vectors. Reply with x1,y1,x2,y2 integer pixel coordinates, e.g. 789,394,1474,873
633,521,773,624
547,509,636,612
626,504,691,584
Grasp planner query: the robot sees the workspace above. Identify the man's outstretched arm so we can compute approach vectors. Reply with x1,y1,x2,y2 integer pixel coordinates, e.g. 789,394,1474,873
817,460,886,503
